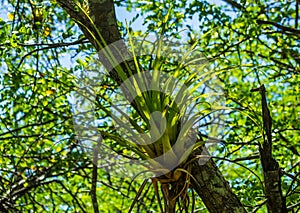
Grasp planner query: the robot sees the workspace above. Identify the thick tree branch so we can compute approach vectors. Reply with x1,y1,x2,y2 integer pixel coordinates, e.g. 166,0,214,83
190,154,247,212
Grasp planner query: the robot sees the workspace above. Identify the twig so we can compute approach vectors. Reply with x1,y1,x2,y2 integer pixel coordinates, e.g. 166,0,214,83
233,154,260,162
222,0,246,11
16,38,88,70
91,138,102,213
251,199,267,213
287,201,300,211
296,0,299,29
257,20,300,36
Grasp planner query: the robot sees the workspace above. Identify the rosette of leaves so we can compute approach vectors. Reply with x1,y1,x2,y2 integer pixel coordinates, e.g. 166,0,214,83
78,5,223,212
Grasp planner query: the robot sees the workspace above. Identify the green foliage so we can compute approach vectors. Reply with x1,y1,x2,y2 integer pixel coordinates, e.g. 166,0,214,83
0,0,299,212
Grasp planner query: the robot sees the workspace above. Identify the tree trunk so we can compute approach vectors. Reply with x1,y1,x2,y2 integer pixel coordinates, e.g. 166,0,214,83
57,0,247,212
191,157,247,212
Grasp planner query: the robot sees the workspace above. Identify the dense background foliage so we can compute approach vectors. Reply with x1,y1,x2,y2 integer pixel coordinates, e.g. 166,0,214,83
0,0,299,212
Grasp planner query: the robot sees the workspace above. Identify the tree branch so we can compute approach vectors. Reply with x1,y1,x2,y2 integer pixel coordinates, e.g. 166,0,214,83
91,139,101,213
257,20,300,36
251,85,288,213
295,0,299,29
190,156,247,212
16,38,88,69
222,0,246,11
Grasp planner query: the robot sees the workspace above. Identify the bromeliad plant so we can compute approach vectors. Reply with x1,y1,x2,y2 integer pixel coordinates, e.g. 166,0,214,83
75,4,224,212
94,34,224,212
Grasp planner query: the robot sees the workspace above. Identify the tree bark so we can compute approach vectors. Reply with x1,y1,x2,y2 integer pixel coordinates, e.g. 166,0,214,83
191,157,247,212
251,85,287,213
57,0,247,212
